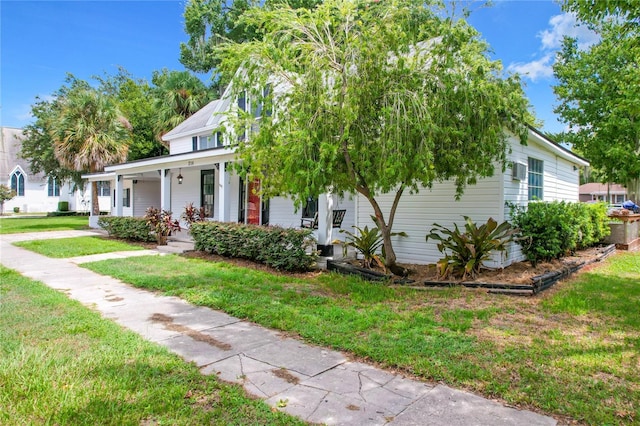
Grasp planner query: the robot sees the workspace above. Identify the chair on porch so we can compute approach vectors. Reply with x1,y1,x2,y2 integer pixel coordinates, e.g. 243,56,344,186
300,210,346,229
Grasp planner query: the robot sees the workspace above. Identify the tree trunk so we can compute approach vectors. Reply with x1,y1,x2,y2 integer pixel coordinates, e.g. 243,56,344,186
360,187,408,277
91,181,100,216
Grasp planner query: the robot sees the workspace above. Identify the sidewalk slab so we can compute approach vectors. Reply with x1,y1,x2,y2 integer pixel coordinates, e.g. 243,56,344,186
245,338,347,377
390,385,556,426
0,230,559,426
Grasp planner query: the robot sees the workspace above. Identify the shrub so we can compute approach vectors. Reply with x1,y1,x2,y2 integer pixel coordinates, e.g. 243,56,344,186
181,202,207,227
338,225,407,270
509,201,610,265
189,221,317,272
98,216,155,242
426,217,517,279
144,207,181,245
57,201,69,212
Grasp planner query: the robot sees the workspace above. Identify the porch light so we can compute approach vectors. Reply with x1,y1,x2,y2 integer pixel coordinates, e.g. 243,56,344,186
177,169,183,184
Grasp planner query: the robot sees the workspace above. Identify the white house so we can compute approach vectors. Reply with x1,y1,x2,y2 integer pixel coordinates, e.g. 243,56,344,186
356,128,589,267
84,82,588,267
0,127,111,214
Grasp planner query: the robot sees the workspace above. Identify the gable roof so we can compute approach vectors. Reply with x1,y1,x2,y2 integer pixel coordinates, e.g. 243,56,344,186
162,98,231,141
0,127,46,182
527,126,589,167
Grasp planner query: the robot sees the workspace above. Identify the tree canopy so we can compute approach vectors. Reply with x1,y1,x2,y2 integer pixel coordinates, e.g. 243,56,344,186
179,0,322,78
50,86,131,214
219,0,532,274
151,69,215,143
553,15,640,200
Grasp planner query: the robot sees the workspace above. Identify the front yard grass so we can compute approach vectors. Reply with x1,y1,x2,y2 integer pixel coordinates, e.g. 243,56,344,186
14,236,145,258
0,215,89,234
83,252,640,425
0,266,302,425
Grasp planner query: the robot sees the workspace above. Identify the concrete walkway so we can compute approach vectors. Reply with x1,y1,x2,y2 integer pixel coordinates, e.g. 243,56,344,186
0,230,556,426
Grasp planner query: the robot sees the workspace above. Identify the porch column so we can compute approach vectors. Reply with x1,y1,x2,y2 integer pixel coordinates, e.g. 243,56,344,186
160,169,171,212
317,193,334,256
218,162,231,222
114,174,124,217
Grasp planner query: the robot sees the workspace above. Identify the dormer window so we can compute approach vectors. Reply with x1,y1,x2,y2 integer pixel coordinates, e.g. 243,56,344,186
197,132,224,150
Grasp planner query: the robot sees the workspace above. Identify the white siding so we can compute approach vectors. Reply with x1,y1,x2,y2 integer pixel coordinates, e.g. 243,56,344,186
267,193,355,240
132,180,161,217
357,175,503,266
269,197,299,228
169,135,194,155
503,135,582,265
4,172,60,213
171,168,204,218
355,134,583,267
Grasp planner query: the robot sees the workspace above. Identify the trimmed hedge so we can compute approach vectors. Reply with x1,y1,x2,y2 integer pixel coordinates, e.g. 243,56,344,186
510,201,610,265
189,221,317,272
98,216,155,242
57,201,69,212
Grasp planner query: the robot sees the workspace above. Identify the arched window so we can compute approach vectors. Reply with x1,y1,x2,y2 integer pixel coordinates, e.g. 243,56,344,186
48,177,60,197
10,170,25,196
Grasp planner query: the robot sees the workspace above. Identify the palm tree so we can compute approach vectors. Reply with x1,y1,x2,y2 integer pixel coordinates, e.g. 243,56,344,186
51,87,131,215
151,69,213,144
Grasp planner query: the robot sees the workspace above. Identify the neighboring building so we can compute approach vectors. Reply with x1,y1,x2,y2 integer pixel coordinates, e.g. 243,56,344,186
0,126,110,214
579,182,627,205
84,83,588,267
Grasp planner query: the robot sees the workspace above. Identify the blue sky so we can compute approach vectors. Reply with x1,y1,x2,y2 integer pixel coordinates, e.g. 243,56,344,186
1,0,597,134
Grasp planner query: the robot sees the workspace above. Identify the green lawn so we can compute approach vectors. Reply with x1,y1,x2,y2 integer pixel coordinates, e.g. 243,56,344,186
0,215,89,234
0,266,303,426
83,252,640,425
14,236,145,258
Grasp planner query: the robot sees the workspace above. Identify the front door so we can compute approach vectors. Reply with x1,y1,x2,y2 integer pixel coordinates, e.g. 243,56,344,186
201,170,215,218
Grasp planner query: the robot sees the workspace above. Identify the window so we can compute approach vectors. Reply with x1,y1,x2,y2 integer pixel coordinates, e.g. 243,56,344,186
201,170,215,218
196,132,223,151
199,135,216,150
528,157,543,201
47,177,60,197
10,170,25,196
97,181,110,197
123,188,131,207
615,194,625,204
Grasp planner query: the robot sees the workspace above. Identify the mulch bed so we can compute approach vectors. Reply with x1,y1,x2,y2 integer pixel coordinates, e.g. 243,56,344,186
180,244,616,296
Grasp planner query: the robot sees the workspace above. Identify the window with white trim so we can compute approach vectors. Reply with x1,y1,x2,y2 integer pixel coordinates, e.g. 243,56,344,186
10,170,25,196
528,157,543,201
97,181,110,197
47,177,60,197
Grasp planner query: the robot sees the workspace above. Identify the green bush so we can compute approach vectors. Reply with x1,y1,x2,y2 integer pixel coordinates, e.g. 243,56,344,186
189,221,317,272
426,217,517,279
97,216,155,243
509,201,610,265
57,201,69,212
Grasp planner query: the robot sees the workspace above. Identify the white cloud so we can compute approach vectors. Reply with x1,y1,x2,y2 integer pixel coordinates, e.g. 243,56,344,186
507,54,554,82
509,12,599,82
539,13,599,51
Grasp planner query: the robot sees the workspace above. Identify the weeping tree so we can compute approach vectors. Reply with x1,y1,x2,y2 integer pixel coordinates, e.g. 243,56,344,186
219,0,532,275
50,87,131,215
